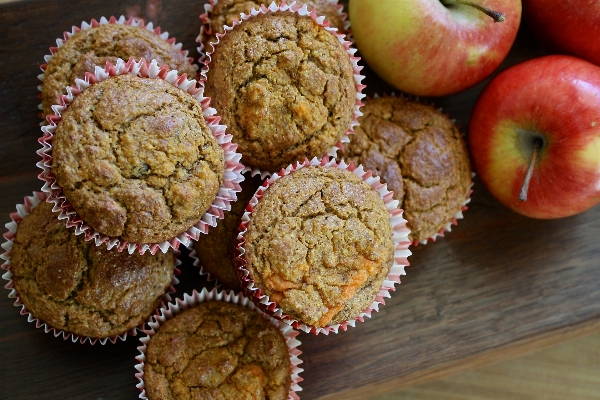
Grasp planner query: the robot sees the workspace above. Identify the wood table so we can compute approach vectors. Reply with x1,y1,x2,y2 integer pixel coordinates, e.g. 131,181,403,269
1,1,599,399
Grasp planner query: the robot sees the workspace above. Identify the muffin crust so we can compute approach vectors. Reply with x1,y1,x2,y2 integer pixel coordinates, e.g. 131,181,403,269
205,11,356,172
144,301,291,400
339,96,472,242
201,0,346,53
42,23,197,116
193,173,263,289
243,166,394,328
53,74,224,244
10,202,175,338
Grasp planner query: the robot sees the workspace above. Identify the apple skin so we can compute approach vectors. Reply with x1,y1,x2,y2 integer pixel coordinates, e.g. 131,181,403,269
523,0,600,67
348,0,521,97
469,55,600,219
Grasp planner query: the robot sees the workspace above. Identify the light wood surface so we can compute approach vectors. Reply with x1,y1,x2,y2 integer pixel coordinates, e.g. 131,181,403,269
370,332,600,400
1,1,600,399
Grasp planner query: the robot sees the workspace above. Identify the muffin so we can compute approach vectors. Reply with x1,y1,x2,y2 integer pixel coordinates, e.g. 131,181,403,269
142,300,293,399
203,9,359,172
192,173,262,289
338,96,472,243
239,165,397,329
41,20,197,116
200,0,347,54
8,201,175,340
51,73,225,244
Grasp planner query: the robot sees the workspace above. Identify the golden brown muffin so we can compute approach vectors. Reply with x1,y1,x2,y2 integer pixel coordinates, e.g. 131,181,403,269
242,166,394,328
193,173,262,289
201,0,346,53
144,301,291,400
10,202,175,339
339,96,472,243
42,23,197,116
52,74,224,244
204,11,356,172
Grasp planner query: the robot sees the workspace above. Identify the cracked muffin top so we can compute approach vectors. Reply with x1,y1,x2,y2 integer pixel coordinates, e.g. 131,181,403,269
52,74,224,244
204,11,356,172
339,96,472,243
42,23,197,116
143,301,291,400
201,0,346,54
242,166,394,328
193,173,263,290
10,202,175,338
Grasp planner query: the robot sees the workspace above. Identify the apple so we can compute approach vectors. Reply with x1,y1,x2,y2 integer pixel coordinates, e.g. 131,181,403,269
348,0,521,97
469,55,600,219
523,0,600,67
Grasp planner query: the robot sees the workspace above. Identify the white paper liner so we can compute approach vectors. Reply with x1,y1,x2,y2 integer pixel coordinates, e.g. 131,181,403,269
234,156,412,335
37,58,246,255
0,191,182,345
135,288,303,399
197,0,350,61
37,15,197,121
188,246,221,286
199,1,365,179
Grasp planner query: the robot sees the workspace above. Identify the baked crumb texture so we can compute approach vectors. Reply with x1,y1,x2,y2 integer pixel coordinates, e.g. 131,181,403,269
2,196,175,344
339,96,473,244
192,173,263,290
137,290,303,400
202,4,364,174
236,158,412,334
40,16,197,117
199,0,348,56
38,58,245,255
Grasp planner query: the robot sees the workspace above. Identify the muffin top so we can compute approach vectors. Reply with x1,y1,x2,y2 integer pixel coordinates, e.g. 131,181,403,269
193,173,263,290
339,96,472,242
243,166,394,328
10,202,175,338
144,301,291,400
201,0,346,53
52,74,224,244
204,11,356,172
42,23,197,116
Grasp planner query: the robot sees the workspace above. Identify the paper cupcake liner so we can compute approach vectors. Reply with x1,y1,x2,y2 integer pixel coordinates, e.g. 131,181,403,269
234,156,412,335
351,92,474,247
197,0,350,62
37,15,197,122
0,191,182,345
187,246,221,286
37,58,246,255
199,1,365,178
135,287,303,399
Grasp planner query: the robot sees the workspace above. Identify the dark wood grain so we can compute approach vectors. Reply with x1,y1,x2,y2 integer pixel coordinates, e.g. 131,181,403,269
1,1,599,399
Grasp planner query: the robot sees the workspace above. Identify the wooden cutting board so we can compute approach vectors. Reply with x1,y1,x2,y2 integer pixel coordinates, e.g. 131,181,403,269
1,1,599,399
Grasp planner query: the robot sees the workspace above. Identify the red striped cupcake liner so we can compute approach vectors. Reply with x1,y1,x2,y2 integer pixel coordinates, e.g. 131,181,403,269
1,191,181,345
199,1,365,179
135,288,303,399
36,57,245,255
235,156,412,335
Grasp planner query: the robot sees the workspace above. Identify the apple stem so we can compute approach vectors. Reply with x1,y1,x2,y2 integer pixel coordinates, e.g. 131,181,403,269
440,0,506,22
519,138,542,202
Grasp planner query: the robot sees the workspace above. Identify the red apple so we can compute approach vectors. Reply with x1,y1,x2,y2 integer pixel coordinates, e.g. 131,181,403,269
469,55,600,219
348,0,521,97
523,0,600,67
